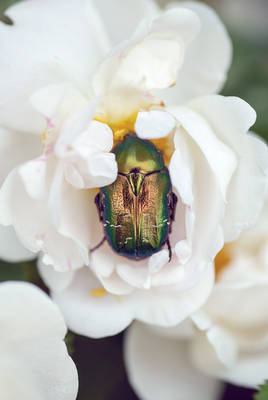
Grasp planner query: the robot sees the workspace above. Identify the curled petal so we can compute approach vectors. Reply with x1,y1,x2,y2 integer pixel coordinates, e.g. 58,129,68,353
187,95,267,240
93,8,200,94
160,1,232,104
135,109,175,139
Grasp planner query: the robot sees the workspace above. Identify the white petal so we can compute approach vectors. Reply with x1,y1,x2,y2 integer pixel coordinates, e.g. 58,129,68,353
38,257,74,292
0,167,91,271
92,0,159,46
18,159,46,199
188,95,267,240
0,225,35,262
54,99,99,157
0,281,78,400
88,152,118,187
93,8,200,94
124,322,223,400
175,240,191,265
217,351,268,389
72,120,114,153
53,268,134,338
135,110,175,139
0,0,110,134
30,83,83,123
169,105,237,199
0,127,42,183
53,262,214,338
169,129,194,205
160,1,232,104
148,249,169,274
56,183,103,265
190,328,268,388
206,326,238,369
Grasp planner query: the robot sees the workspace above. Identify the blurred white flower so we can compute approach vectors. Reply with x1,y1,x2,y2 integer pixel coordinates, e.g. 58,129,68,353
0,281,78,400
124,199,268,399
0,0,267,338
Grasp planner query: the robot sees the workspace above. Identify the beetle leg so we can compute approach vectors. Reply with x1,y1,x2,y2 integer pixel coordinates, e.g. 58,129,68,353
95,192,104,222
90,236,106,253
168,192,178,233
169,192,178,221
166,237,172,262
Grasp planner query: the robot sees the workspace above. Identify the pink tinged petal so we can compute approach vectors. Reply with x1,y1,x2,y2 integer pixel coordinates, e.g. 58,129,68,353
93,8,201,94
0,225,35,262
0,0,110,134
0,282,78,400
169,105,237,200
160,1,232,104
135,110,175,139
124,322,223,400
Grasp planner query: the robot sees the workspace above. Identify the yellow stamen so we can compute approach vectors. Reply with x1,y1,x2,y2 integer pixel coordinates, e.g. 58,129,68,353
214,243,234,280
90,287,107,298
42,129,47,146
95,105,174,165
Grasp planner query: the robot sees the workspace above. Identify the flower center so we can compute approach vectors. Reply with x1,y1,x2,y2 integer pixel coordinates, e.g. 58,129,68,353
95,109,174,166
214,243,234,280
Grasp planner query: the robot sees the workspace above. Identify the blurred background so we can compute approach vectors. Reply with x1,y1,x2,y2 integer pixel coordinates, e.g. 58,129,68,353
0,0,267,398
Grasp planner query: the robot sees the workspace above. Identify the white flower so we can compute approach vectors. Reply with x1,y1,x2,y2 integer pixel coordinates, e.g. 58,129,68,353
124,199,268,399
0,0,267,338
0,281,78,400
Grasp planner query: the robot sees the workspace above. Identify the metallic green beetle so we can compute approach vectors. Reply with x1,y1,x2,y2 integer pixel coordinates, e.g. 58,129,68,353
94,133,177,260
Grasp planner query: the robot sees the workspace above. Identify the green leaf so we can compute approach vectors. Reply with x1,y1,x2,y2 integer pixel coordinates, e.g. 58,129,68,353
0,259,40,284
65,332,75,356
254,382,268,400
0,0,21,24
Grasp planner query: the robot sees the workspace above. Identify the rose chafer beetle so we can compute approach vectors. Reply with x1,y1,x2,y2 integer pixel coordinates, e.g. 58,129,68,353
94,133,177,260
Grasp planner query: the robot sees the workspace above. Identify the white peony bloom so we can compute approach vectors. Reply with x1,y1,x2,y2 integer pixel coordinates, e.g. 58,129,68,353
0,0,267,338
124,199,268,399
0,281,78,400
